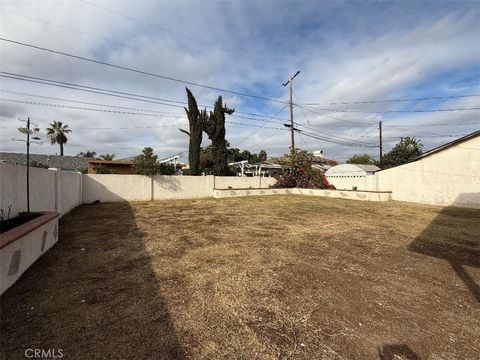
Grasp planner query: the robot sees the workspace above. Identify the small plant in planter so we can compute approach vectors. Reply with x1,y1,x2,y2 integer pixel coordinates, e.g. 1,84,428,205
0,205,41,234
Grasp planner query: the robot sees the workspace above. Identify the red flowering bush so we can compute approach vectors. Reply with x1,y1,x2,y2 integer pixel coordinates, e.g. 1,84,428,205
272,149,336,189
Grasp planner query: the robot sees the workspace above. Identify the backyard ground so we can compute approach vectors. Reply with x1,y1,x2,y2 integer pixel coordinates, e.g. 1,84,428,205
1,195,479,359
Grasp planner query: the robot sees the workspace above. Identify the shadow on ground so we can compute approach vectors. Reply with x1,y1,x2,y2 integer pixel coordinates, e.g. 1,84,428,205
0,201,185,359
408,194,480,303
378,344,420,360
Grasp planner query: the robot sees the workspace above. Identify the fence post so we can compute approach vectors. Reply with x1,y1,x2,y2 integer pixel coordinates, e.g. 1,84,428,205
150,176,154,201
52,168,59,213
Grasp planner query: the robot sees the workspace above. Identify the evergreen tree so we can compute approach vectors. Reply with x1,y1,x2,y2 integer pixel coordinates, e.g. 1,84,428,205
182,88,207,175
132,147,160,175
258,150,267,163
204,96,234,176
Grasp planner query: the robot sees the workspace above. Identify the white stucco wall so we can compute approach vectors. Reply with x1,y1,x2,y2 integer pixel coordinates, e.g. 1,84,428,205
56,170,83,215
1,163,56,217
82,175,215,203
82,174,153,203
153,175,214,200
375,136,480,208
214,176,277,189
0,164,82,217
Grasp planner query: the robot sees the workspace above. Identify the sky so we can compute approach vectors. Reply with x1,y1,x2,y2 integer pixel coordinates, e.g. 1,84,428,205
0,0,479,162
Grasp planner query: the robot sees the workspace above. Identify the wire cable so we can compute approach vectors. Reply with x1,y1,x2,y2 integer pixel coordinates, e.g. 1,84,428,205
300,93,480,106
0,72,289,122
0,37,288,104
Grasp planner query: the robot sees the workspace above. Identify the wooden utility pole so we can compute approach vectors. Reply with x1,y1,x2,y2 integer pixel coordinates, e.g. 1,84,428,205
379,120,383,164
283,71,300,154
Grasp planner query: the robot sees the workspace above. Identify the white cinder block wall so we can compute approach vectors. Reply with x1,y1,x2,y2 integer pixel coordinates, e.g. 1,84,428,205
0,163,82,218
374,136,480,208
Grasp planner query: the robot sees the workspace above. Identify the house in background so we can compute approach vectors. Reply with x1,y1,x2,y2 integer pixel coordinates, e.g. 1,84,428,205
88,155,187,174
0,152,93,171
325,164,381,191
87,159,134,174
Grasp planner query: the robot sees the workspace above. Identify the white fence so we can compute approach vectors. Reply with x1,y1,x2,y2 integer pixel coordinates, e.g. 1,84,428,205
1,164,279,215
325,135,480,208
82,175,215,203
214,176,276,190
0,163,82,218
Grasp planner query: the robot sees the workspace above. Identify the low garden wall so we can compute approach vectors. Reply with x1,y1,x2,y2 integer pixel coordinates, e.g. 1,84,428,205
0,211,59,294
214,188,392,202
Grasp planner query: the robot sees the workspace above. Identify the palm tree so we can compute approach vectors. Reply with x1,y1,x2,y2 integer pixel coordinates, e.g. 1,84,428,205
46,121,72,156
77,151,97,158
100,153,115,161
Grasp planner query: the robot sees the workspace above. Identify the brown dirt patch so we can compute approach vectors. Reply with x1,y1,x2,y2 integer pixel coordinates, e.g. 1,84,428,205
1,196,479,359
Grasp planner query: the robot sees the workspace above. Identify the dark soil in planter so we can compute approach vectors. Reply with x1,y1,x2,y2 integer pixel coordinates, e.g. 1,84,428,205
0,212,42,234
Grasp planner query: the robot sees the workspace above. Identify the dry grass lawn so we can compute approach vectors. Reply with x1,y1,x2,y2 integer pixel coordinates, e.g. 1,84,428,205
1,195,479,359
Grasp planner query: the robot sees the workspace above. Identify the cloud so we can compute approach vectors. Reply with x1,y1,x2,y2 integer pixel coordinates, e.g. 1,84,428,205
0,0,478,162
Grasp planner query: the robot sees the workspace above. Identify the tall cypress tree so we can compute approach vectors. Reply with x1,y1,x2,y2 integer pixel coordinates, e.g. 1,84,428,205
204,96,234,176
183,88,206,175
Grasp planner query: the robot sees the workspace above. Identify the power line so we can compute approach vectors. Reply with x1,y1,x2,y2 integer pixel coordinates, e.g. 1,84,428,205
294,103,378,126
0,92,287,125
233,104,289,147
0,98,287,130
300,104,480,114
387,122,480,127
0,89,185,115
296,129,378,148
0,72,289,122
0,98,186,118
0,37,288,104
300,93,480,106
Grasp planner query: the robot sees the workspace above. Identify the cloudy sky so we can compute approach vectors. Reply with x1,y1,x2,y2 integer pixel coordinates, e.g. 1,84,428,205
0,0,479,161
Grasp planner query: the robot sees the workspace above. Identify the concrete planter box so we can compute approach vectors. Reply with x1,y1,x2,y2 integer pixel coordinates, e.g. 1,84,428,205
0,211,59,295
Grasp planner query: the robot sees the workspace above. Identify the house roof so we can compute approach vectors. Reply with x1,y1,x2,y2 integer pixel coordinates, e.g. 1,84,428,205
355,164,381,172
0,152,93,170
416,130,480,160
88,160,133,165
